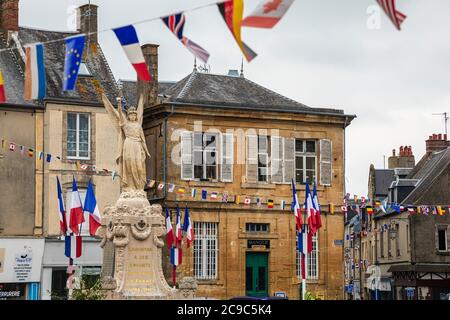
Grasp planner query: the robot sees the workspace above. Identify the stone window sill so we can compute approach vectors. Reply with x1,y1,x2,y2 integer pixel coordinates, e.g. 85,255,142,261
189,181,225,188
241,183,276,189
436,250,450,256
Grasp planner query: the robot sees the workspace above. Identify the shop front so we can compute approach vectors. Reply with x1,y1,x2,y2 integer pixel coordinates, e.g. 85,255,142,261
0,238,45,300
41,237,102,300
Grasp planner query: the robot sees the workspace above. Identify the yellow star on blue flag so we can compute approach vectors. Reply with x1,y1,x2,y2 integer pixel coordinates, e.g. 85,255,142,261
63,34,86,91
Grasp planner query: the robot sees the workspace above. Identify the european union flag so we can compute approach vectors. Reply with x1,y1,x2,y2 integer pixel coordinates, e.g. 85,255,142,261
63,35,86,91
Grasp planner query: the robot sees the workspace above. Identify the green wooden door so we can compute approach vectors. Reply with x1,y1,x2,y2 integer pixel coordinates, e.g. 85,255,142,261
245,252,269,297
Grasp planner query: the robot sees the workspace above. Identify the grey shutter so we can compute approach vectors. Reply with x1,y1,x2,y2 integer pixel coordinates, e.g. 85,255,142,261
283,138,295,183
181,131,193,180
320,139,332,186
271,136,283,184
221,133,233,182
246,135,258,183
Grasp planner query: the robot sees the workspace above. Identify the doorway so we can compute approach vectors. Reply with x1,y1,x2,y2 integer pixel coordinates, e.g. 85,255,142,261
245,252,268,297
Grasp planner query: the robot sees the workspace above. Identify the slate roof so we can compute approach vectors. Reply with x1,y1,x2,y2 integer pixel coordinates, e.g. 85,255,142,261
0,27,118,107
401,147,450,205
374,169,395,196
120,79,176,107
161,71,352,117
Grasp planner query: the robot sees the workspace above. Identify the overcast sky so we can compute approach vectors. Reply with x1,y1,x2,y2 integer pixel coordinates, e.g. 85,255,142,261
20,0,450,197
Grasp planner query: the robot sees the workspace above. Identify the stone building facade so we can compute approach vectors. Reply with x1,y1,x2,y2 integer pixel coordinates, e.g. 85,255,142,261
123,45,357,299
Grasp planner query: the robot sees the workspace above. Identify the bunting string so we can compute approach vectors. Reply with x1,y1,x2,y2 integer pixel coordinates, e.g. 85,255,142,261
2,136,448,213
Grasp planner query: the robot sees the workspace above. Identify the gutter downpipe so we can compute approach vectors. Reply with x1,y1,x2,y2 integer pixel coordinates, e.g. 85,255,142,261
343,116,348,299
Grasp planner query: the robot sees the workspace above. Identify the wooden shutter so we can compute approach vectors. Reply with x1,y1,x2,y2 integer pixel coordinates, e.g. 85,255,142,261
271,136,283,184
221,133,233,182
320,139,332,186
246,135,258,183
181,131,193,180
283,138,295,183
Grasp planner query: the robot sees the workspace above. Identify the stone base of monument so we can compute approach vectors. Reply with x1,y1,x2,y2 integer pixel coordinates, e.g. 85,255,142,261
98,190,197,300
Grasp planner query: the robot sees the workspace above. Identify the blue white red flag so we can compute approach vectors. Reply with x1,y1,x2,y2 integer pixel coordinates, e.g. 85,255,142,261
291,179,303,230
170,247,182,266
63,35,85,91
24,43,46,100
312,182,322,230
56,177,68,235
161,13,210,63
64,235,82,259
113,25,151,82
182,206,194,248
84,179,101,236
175,205,182,245
304,181,317,235
68,176,85,235
166,208,174,248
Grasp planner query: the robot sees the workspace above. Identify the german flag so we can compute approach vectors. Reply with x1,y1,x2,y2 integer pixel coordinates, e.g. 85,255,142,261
218,0,257,62
367,207,374,215
267,199,274,208
0,69,6,103
28,149,34,157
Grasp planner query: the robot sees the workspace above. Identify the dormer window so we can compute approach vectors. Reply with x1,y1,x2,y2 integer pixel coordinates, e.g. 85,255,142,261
78,62,91,76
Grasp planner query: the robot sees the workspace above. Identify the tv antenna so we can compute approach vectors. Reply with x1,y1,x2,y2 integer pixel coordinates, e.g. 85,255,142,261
432,112,448,136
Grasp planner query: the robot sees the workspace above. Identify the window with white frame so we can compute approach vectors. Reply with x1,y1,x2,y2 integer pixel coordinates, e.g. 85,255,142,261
296,233,319,280
295,140,317,184
257,136,269,182
65,188,89,236
437,227,448,252
194,222,218,280
193,132,218,181
67,113,90,159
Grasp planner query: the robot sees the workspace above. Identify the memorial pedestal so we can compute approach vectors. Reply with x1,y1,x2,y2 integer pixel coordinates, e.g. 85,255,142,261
99,190,196,299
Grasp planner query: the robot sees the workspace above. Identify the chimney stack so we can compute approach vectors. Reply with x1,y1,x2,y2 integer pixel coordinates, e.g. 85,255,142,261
137,44,159,108
426,133,450,153
388,145,415,169
1,0,19,32
77,4,98,43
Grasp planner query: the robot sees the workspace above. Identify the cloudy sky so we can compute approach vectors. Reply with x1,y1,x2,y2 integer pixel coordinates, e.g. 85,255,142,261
20,0,450,197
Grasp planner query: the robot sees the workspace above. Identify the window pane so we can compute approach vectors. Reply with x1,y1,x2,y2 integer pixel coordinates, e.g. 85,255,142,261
79,114,89,130
67,114,76,130
67,130,76,143
438,230,447,251
295,139,303,153
306,141,316,153
205,134,216,149
79,130,89,144
258,154,267,167
193,151,203,165
258,168,268,182
306,170,315,182
194,166,203,179
295,156,303,170
258,136,267,151
206,165,217,179
205,151,216,165
295,170,304,184
194,133,203,147
306,157,315,170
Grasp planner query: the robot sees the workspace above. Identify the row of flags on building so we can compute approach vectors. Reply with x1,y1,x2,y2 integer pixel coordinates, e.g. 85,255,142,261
57,176,101,259
1,137,119,180
165,205,194,285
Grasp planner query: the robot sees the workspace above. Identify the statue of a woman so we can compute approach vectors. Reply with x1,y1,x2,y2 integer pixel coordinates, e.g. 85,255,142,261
101,93,150,191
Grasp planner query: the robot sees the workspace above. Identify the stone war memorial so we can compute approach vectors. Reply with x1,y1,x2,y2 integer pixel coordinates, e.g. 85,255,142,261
97,93,197,299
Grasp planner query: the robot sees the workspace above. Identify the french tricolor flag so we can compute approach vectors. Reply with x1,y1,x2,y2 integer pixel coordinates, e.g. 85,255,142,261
305,181,317,235
166,207,174,248
24,43,46,100
113,25,151,82
56,177,67,235
170,247,182,266
68,176,85,235
182,206,194,248
84,179,101,237
175,205,182,245
65,235,82,259
291,179,303,230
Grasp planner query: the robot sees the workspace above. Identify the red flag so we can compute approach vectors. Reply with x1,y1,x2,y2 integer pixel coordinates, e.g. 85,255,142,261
377,0,407,30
